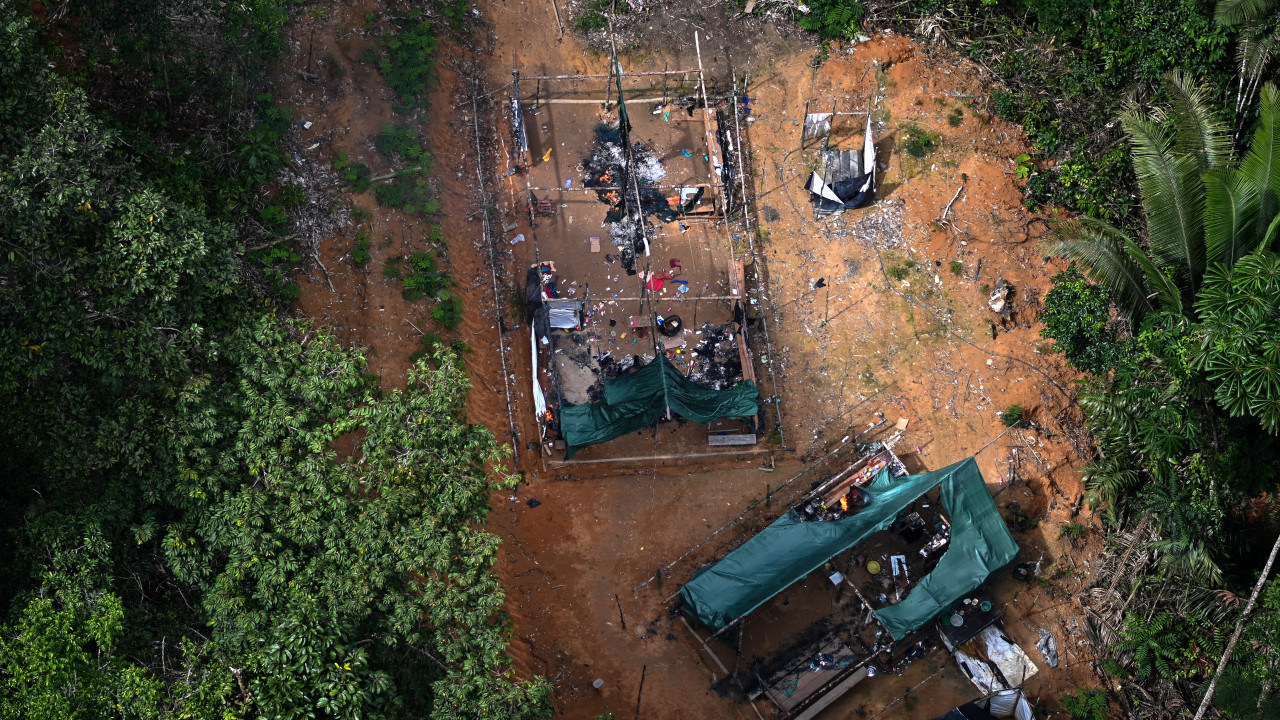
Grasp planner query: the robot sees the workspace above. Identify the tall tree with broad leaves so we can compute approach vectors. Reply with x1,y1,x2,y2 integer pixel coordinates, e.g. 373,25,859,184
0,2,552,717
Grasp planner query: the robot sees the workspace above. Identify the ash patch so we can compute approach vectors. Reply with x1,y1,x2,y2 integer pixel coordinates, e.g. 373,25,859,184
688,323,743,390
596,352,638,379
840,198,904,248
582,123,679,251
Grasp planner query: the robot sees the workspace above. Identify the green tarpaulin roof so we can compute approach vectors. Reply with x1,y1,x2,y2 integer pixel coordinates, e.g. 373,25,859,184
559,354,759,458
678,457,1018,640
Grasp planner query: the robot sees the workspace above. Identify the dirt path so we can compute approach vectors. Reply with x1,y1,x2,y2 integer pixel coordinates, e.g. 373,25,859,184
282,2,1107,717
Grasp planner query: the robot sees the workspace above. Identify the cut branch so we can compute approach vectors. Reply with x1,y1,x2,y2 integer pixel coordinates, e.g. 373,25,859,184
1192,529,1280,720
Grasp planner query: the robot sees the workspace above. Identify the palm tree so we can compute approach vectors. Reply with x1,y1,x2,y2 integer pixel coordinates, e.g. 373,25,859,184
1216,0,1280,116
1049,76,1280,323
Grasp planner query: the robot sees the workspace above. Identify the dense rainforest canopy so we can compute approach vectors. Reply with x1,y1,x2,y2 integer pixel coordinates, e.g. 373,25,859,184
0,1,550,717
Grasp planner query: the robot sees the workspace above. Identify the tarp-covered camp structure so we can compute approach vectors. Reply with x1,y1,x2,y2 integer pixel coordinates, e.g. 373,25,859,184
804,113,876,213
679,457,1018,640
559,354,759,458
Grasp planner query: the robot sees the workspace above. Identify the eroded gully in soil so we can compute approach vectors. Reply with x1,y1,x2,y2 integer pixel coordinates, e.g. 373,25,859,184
286,2,1108,717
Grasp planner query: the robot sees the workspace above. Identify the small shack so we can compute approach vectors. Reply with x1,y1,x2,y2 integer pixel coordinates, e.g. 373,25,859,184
677,456,1020,718
680,457,1018,638
801,110,877,214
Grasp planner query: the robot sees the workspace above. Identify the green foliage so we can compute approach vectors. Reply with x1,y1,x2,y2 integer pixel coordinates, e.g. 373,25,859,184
1111,612,1185,681
575,10,607,32
281,183,307,208
353,227,372,267
336,153,374,193
947,107,964,126
411,332,444,363
1212,578,1280,719
375,124,430,166
914,0,1236,222
1062,688,1108,720
375,17,438,111
1014,153,1034,179
369,125,438,216
1194,251,1280,433
375,178,440,216
1040,264,1132,374
796,0,864,40
901,123,940,158
401,252,451,302
1061,522,1085,537
999,404,1025,426
442,0,472,32
432,295,465,330
1047,76,1280,323
949,260,964,275
0,5,549,717
251,244,303,304
886,264,909,280
1053,143,1133,220
259,203,288,229
384,256,403,279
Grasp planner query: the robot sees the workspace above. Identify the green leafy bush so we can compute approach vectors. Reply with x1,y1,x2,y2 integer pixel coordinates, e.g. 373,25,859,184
258,203,288,229
1039,265,1130,374
796,0,864,41
901,124,940,158
375,181,407,208
352,227,372,267
280,183,306,208
410,331,443,362
432,294,464,329
375,18,437,110
375,124,428,163
575,11,607,32
999,404,1024,427
0,5,551,717
442,0,471,32
913,0,1234,225
1062,688,1107,720
1194,251,1280,434
334,153,373,193
401,252,450,301
949,261,964,275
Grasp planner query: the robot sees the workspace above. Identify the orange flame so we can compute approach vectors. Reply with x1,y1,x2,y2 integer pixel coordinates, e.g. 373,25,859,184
840,495,849,512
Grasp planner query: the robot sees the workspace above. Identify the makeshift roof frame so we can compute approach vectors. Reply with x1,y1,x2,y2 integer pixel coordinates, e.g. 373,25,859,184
679,457,1019,640
799,97,872,151
512,27,774,465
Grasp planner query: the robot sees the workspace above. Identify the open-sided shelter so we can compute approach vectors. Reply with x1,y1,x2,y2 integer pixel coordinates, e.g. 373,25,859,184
559,354,759,458
679,457,1018,640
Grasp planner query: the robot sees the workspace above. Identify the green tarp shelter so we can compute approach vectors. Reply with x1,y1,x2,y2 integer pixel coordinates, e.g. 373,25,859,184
679,457,1018,640
559,355,759,458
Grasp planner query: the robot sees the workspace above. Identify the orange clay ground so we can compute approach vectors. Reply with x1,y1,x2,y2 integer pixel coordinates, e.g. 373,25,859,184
281,2,1110,717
